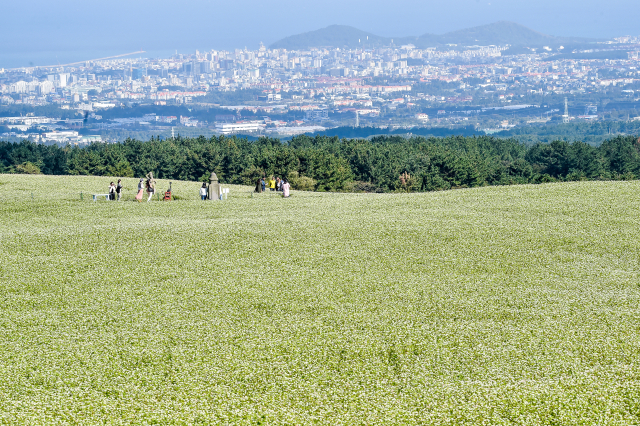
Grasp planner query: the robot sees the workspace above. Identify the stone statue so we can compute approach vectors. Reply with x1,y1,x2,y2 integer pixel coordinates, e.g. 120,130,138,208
146,172,156,191
208,172,220,200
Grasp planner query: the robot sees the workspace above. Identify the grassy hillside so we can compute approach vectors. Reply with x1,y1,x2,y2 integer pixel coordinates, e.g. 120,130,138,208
1,174,640,424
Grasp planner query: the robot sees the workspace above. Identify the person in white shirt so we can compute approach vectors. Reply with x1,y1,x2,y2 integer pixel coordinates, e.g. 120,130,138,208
199,182,208,201
282,179,290,198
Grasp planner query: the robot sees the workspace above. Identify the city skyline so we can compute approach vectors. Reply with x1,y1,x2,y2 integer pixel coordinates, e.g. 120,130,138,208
2,0,639,69
2,31,639,145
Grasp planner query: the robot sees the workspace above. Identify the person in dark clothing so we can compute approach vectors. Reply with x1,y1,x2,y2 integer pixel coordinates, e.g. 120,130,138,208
255,177,262,193
108,182,116,201
116,179,123,201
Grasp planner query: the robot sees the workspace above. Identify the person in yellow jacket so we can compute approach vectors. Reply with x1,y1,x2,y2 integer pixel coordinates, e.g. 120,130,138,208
268,176,276,191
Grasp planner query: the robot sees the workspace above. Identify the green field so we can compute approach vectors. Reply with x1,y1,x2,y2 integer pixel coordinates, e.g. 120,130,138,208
1,175,640,424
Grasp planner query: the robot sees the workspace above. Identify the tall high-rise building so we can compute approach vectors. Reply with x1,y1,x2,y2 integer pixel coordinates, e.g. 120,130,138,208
199,61,211,74
133,68,146,80
38,80,55,95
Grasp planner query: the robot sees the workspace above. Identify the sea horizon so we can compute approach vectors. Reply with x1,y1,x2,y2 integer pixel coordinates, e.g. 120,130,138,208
1,48,204,70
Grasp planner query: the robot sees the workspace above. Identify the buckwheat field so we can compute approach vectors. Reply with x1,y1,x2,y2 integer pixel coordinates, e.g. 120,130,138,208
1,174,640,425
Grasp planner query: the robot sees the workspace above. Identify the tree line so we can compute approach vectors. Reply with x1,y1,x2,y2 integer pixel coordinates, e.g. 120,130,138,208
1,134,640,192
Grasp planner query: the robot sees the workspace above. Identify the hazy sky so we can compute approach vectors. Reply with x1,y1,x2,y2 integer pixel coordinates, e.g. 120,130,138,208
2,0,639,66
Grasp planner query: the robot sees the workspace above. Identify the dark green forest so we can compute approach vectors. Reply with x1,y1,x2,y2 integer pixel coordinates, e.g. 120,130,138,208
2,134,640,192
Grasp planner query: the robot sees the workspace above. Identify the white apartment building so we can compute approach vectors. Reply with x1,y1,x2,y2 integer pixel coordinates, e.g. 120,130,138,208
38,81,55,95
9,81,27,94
215,121,264,134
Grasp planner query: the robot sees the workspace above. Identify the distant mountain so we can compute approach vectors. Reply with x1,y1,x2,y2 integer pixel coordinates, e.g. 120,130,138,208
270,21,599,51
416,21,595,48
269,25,390,50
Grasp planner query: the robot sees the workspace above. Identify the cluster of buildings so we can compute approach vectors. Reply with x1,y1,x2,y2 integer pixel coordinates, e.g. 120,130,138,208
1,37,640,142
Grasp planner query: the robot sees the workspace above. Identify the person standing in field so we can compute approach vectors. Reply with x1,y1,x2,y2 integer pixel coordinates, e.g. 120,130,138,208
276,177,281,192
200,182,208,200
261,177,266,192
146,172,156,202
269,176,276,191
108,182,116,201
135,178,144,202
255,178,262,193
116,179,123,201
282,178,290,198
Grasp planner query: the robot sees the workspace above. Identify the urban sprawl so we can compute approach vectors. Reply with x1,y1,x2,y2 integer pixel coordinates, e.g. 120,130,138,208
2,36,640,144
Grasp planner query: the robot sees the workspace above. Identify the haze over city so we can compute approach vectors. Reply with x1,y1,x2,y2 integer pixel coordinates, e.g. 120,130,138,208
2,0,639,68
2,0,640,145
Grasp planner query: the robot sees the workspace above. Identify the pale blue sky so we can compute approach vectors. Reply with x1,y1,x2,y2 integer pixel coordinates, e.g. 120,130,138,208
2,0,638,67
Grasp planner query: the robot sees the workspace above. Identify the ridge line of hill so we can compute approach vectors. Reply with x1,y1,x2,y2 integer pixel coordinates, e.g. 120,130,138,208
269,21,600,50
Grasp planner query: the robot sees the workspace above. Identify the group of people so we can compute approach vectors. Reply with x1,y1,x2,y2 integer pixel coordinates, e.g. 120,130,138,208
256,176,290,197
109,174,157,202
107,179,123,201
134,172,156,202
106,173,293,202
